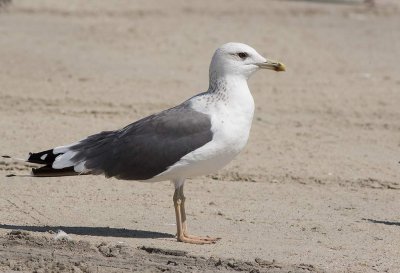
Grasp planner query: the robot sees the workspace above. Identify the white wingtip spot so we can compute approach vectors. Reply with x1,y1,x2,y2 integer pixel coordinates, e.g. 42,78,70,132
52,151,77,169
40,154,47,160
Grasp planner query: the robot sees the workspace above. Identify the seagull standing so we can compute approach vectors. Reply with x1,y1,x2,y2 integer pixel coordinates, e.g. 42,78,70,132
26,42,285,244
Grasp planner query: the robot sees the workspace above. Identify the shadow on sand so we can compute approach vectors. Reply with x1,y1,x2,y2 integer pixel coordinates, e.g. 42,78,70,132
363,218,400,227
0,224,175,239
285,0,369,5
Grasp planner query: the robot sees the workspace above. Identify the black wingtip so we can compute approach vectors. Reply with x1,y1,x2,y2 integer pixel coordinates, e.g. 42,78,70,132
27,149,58,165
31,166,80,177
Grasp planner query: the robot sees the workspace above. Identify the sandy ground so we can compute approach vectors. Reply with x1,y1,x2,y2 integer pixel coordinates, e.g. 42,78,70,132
0,0,399,272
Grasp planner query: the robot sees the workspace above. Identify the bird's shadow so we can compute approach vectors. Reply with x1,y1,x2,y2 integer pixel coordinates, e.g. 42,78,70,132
285,0,364,5
362,218,400,227
0,224,175,239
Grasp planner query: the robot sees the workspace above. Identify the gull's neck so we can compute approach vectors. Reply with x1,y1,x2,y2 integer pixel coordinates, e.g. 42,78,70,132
206,72,254,120
208,72,249,93
207,72,253,104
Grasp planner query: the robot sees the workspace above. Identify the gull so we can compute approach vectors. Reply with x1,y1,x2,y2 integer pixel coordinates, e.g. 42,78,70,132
26,42,285,244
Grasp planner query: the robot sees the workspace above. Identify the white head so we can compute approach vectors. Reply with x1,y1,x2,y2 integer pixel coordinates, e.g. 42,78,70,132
209,42,285,80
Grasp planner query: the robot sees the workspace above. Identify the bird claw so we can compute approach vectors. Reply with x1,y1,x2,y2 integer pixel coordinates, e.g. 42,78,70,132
177,234,221,244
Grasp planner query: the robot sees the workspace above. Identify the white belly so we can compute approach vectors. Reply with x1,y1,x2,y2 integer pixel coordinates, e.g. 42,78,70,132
152,88,255,182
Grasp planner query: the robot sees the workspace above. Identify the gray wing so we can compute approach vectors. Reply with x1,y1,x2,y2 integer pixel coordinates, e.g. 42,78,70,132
69,104,213,180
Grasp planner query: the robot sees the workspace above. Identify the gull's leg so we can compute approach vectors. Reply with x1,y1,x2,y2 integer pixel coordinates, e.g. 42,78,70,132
173,187,206,244
178,186,220,242
172,180,220,244
178,185,188,236
173,188,184,241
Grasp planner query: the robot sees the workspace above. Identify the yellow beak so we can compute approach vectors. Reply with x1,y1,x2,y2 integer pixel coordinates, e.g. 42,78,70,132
257,60,286,72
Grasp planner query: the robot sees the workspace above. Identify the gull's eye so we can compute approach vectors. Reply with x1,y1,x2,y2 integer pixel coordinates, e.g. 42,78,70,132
237,52,249,59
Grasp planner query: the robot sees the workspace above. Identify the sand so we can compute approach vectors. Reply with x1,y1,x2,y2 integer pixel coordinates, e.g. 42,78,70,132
0,0,399,272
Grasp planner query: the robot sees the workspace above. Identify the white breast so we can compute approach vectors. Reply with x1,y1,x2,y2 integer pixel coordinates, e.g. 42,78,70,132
152,77,255,182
